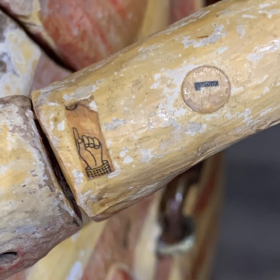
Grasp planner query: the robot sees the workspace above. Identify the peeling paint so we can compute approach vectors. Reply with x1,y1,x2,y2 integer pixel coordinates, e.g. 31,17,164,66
140,149,153,163
57,120,65,131
174,108,186,117
89,100,98,111
182,25,226,49
260,108,272,116
205,113,219,121
150,73,161,89
157,64,197,121
259,3,271,8
236,25,245,39
107,139,112,148
72,169,83,185
261,75,269,83
108,162,121,179
186,122,206,136
238,108,252,125
0,18,41,98
242,14,257,18
247,53,263,62
263,86,270,94
120,147,129,157
0,166,7,175
124,156,133,164
63,85,97,102
258,9,280,18
104,118,126,131
232,86,244,93
225,112,238,120
217,46,228,54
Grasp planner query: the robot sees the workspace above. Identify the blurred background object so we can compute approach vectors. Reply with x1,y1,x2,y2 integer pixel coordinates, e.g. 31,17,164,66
213,125,280,280
0,0,149,70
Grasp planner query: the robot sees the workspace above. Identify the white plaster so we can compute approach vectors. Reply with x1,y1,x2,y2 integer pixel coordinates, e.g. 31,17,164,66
261,75,269,82
259,3,270,8
83,190,93,198
186,122,206,136
72,169,83,185
260,108,272,116
238,108,252,124
50,121,54,131
120,147,129,157
0,166,7,175
232,86,244,93
157,64,197,122
0,28,41,98
217,46,228,54
124,156,133,164
104,118,126,131
63,85,97,102
107,139,112,148
140,149,153,163
89,100,98,111
259,9,280,18
108,162,121,178
263,87,270,94
150,73,161,89
242,14,257,18
90,194,98,203
182,25,226,49
174,108,186,117
96,78,105,85
198,10,210,18
225,112,238,120
57,120,65,131
258,40,280,53
205,113,219,121
247,53,263,62
108,169,120,178
236,25,245,39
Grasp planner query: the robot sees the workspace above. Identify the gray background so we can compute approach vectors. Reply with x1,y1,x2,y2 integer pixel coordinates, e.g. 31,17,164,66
213,125,280,279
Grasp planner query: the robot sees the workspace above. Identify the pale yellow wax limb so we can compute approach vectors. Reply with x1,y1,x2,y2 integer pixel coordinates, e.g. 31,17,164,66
32,0,280,219
0,10,41,98
0,0,58,53
0,96,82,280
0,9,69,98
0,8,82,280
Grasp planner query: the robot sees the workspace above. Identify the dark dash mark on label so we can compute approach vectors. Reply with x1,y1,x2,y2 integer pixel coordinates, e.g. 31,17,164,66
194,81,219,91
